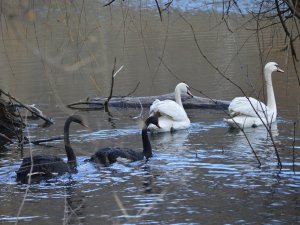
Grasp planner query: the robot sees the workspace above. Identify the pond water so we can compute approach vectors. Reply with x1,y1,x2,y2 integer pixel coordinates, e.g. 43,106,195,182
0,1,299,224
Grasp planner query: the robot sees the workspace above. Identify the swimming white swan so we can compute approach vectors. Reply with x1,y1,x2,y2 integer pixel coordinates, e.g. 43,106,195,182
148,82,193,132
224,62,284,129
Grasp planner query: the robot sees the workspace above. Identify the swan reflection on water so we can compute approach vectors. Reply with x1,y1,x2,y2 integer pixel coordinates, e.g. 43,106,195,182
63,182,86,225
141,164,164,194
227,122,280,163
150,130,190,151
228,122,279,143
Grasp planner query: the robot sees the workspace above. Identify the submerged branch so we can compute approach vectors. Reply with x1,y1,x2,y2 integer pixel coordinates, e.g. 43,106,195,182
29,136,64,145
68,93,230,110
0,89,53,126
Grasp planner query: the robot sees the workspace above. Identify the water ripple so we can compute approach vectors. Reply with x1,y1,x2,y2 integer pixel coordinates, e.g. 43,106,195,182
81,128,139,141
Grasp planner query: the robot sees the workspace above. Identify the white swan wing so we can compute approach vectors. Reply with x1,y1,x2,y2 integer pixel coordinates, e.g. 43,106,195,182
149,99,188,121
229,97,270,118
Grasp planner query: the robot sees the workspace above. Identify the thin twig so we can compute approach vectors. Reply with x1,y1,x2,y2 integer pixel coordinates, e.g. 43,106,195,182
275,0,298,61
132,98,144,120
126,82,140,96
15,113,32,225
153,10,170,83
114,193,129,217
154,0,163,22
104,57,117,112
103,0,116,7
292,121,296,173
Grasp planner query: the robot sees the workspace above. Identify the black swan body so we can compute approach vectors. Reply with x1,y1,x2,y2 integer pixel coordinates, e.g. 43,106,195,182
16,115,87,183
90,116,160,165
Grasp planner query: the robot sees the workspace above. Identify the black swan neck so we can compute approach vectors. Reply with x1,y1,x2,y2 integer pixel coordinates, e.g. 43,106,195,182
64,117,77,169
142,128,152,159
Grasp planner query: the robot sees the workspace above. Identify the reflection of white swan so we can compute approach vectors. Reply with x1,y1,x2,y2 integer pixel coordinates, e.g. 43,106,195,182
151,130,189,151
230,122,280,162
229,122,279,146
224,62,284,129
148,83,193,133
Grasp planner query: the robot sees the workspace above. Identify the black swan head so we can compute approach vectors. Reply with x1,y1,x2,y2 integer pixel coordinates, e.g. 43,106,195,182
64,115,88,169
144,116,160,129
68,115,88,127
90,116,160,165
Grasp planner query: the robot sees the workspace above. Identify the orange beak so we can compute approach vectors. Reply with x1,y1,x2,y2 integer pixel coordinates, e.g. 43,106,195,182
277,67,284,73
187,89,193,98
80,122,89,128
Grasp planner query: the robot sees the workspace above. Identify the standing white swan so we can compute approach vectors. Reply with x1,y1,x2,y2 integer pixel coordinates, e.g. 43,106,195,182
224,62,284,129
148,82,193,132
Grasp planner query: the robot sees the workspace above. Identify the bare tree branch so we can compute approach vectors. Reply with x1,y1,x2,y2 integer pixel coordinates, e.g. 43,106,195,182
103,0,116,7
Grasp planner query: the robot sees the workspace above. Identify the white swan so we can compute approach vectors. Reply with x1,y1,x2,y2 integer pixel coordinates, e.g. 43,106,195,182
224,62,284,129
148,82,193,132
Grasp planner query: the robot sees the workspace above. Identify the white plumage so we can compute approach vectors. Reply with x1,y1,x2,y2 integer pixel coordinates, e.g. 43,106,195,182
148,83,193,132
228,97,271,118
224,62,284,129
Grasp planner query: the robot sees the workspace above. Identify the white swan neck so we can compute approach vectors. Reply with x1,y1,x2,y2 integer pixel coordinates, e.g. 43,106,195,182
175,87,183,107
264,68,277,116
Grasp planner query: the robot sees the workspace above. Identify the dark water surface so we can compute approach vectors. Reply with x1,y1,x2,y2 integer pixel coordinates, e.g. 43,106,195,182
0,1,299,224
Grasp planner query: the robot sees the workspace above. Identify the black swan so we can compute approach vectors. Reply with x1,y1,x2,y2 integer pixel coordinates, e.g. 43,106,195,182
16,115,87,183
90,116,160,165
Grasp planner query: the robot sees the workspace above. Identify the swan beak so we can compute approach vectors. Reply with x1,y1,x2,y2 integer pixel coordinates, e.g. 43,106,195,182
81,122,89,128
277,67,284,73
187,89,194,98
156,123,161,128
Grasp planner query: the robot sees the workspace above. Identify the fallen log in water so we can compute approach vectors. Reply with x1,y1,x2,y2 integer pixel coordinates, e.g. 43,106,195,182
68,93,230,110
